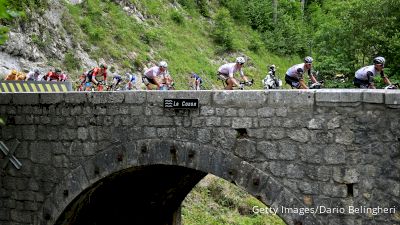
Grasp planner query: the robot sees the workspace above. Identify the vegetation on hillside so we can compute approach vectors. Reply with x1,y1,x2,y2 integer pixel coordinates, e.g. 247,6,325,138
182,175,285,225
2,0,400,88
59,0,300,90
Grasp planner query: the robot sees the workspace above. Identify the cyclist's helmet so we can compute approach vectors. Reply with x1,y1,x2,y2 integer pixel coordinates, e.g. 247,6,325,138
100,63,108,69
11,69,17,75
236,57,246,64
269,64,276,70
159,61,168,68
304,56,313,64
34,68,40,74
55,68,62,73
373,56,385,65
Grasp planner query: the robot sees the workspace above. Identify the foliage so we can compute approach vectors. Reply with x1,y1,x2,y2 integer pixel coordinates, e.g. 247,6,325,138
0,0,24,45
178,0,210,17
64,51,81,71
212,8,235,52
170,10,185,25
4,0,400,87
309,0,400,80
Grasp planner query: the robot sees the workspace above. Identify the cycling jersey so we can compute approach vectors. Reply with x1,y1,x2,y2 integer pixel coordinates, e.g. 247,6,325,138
126,73,137,82
113,74,122,82
87,67,107,83
286,63,311,79
46,72,60,81
144,66,168,79
59,73,67,81
218,63,244,78
26,71,41,81
355,65,384,81
192,73,203,83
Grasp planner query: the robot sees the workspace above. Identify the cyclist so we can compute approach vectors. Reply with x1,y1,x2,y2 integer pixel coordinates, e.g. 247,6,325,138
88,64,108,89
217,57,250,90
285,56,318,89
5,69,18,80
268,64,276,76
189,72,202,90
109,73,122,91
143,61,169,90
25,69,41,81
125,72,137,90
263,64,282,89
45,68,63,82
353,56,392,89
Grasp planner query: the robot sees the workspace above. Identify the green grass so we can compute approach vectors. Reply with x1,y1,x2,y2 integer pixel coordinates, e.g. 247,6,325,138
182,175,286,225
61,0,300,89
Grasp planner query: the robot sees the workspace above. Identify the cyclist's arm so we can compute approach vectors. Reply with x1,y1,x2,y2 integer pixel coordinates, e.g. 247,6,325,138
366,71,376,89
103,72,107,85
91,76,98,85
239,69,249,83
380,71,391,85
299,80,309,89
309,71,318,84
297,68,309,89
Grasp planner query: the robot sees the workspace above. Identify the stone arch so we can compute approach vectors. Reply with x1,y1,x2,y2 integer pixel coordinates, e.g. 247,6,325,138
37,139,322,225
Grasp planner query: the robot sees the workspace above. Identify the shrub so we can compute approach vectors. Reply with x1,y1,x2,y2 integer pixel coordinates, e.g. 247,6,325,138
140,29,160,46
64,51,81,71
212,8,235,51
170,10,184,25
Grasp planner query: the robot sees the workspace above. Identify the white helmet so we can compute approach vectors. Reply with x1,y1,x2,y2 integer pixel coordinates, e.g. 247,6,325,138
159,61,168,68
373,56,385,65
236,57,245,64
269,64,276,70
304,56,313,63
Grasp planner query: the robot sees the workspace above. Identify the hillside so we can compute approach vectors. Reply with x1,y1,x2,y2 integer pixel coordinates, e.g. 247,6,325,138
0,0,299,90
182,174,285,225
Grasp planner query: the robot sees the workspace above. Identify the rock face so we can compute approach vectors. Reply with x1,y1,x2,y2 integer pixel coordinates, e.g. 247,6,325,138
0,0,96,78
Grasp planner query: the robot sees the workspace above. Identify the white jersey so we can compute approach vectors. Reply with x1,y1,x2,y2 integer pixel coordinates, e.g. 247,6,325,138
286,63,309,79
355,65,381,81
144,66,168,79
218,63,244,78
25,71,41,81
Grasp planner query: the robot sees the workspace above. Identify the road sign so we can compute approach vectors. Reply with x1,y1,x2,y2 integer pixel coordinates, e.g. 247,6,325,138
164,99,199,109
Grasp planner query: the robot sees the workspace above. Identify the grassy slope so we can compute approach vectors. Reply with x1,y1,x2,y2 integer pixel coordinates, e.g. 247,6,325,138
63,0,299,90
182,175,286,225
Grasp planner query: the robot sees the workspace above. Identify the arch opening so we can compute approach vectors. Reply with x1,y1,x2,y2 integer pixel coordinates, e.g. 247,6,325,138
55,165,206,225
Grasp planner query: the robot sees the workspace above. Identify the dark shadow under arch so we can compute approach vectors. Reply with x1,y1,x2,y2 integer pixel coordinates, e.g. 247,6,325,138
55,165,206,225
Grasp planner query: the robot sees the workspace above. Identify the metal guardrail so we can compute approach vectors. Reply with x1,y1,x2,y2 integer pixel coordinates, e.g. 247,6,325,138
0,81,72,92
0,140,22,170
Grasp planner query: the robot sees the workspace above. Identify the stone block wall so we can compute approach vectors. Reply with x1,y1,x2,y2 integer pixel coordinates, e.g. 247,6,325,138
0,90,399,225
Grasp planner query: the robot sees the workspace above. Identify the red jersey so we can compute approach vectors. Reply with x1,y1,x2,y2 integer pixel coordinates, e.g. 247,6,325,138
91,67,107,81
46,72,60,81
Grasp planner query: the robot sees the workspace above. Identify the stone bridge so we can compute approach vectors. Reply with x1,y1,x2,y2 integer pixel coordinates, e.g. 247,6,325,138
0,90,399,225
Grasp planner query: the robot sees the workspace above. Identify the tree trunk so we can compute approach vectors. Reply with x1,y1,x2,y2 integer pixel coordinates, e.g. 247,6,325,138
272,0,278,24
301,0,305,19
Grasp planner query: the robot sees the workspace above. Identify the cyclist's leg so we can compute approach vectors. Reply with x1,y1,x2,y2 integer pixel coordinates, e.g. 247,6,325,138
225,78,235,90
285,75,300,89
